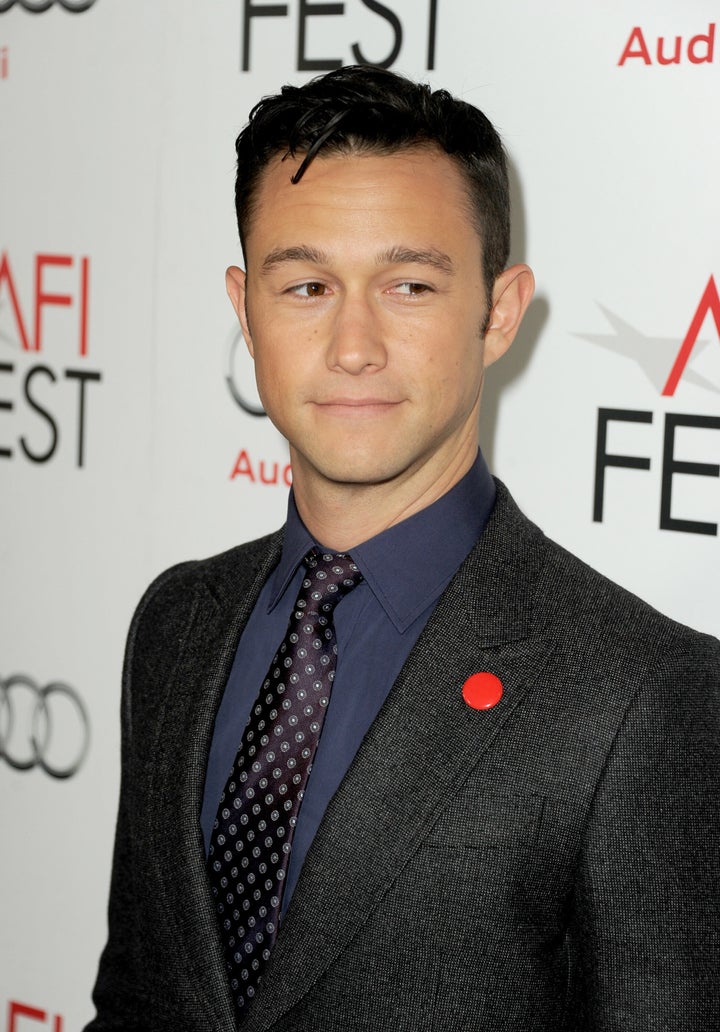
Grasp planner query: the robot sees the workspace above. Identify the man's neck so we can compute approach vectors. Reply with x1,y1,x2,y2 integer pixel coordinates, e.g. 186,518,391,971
290,440,479,551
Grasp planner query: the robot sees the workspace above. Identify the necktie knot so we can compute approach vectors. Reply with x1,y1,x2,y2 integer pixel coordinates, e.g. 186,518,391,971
299,549,363,618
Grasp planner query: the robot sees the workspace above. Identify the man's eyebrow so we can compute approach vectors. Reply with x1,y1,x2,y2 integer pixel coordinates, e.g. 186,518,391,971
261,245,329,272
376,246,454,274
259,244,455,275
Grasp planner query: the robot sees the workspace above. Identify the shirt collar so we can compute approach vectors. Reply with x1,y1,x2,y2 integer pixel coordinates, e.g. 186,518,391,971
267,450,496,633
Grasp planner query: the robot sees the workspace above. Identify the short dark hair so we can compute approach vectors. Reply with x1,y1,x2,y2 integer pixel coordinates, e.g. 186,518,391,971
234,65,510,294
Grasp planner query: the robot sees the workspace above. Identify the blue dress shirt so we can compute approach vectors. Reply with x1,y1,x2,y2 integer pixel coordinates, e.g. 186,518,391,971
201,451,496,916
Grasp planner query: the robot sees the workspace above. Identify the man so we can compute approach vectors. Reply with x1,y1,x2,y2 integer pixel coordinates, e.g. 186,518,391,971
86,66,719,1031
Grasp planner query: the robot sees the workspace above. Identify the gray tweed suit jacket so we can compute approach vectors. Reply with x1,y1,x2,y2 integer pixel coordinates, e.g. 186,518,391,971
86,481,720,1032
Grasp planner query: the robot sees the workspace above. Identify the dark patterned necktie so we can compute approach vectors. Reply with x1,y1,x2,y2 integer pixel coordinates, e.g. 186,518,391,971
208,548,363,1020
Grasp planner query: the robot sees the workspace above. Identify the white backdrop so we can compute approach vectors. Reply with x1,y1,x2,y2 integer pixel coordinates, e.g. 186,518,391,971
1,2,718,1028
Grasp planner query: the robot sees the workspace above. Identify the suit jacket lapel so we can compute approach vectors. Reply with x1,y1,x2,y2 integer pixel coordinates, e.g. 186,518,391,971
245,483,554,1032
147,532,285,1032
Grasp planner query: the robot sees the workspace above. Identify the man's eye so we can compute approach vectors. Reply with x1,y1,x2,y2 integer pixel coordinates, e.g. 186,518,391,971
291,282,327,297
394,282,431,295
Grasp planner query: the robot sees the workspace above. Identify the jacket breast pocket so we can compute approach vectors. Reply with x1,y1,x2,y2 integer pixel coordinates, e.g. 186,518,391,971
412,789,544,902
349,789,571,1029
397,787,572,942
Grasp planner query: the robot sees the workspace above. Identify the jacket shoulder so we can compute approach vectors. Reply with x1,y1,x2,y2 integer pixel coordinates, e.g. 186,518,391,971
541,530,717,662
122,529,284,690
135,529,283,617
493,478,719,672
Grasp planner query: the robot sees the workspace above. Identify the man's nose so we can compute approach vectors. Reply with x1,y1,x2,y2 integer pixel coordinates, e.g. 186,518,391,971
325,295,388,374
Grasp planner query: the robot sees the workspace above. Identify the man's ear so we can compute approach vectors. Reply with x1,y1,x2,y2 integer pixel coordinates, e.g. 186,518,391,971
483,263,535,368
226,265,253,357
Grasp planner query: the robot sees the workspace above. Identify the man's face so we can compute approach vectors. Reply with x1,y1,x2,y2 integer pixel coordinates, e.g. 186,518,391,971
229,147,505,498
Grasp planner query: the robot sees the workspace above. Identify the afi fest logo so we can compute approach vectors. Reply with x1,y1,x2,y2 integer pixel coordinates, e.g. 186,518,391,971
0,1,97,11
0,673,90,778
4,1001,64,1032
578,277,720,536
240,0,439,72
0,252,102,467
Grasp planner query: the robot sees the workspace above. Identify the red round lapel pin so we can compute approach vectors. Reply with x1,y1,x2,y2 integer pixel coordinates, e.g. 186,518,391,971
462,672,503,710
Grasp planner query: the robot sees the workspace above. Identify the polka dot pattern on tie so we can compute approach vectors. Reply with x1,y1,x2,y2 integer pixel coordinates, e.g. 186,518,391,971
207,548,363,1019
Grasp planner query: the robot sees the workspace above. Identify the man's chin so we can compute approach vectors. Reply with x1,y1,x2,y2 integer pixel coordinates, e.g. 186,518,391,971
294,452,415,491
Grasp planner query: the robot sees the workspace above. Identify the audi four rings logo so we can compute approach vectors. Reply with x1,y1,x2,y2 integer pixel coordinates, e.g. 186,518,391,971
0,0,97,12
0,674,90,778
226,326,267,417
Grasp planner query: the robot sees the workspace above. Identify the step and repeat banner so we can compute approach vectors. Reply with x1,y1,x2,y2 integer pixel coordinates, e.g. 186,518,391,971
1,1,718,1028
